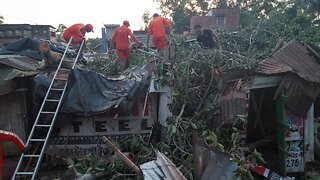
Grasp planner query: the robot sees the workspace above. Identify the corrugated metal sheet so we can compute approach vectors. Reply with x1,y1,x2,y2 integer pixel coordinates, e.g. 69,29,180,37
140,150,186,180
0,55,39,71
192,132,238,180
0,67,37,94
257,42,320,83
274,74,320,116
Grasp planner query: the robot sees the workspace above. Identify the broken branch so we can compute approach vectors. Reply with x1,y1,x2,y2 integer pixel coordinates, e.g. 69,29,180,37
102,136,141,174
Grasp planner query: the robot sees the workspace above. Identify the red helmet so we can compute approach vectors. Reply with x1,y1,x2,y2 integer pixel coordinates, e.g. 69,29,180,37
123,20,130,26
85,24,94,32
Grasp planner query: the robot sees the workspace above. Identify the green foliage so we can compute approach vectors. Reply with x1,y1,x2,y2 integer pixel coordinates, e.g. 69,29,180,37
153,0,320,36
232,153,254,180
79,4,319,176
202,130,225,151
65,154,104,176
86,38,102,50
231,148,266,180
86,53,119,76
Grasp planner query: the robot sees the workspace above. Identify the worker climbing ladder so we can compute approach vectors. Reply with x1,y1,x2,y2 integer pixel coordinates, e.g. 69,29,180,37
12,37,84,180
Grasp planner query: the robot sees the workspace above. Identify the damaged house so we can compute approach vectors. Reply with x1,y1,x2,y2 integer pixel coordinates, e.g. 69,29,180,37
0,38,42,158
249,41,320,175
216,41,320,176
0,37,172,178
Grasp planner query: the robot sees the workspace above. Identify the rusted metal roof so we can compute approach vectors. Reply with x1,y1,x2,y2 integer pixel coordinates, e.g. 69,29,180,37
257,41,320,83
275,74,320,116
0,55,39,71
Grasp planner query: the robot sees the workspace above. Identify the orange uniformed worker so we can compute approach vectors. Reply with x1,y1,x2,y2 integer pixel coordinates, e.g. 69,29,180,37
110,20,142,71
147,13,172,52
0,130,26,179
62,23,94,45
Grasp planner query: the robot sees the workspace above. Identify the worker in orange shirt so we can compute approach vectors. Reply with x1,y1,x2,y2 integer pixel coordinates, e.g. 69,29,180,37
147,13,172,52
0,130,26,179
62,23,94,46
109,20,142,72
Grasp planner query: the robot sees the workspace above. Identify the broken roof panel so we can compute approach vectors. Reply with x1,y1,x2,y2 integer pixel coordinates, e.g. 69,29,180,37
0,55,39,71
257,41,320,83
275,74,320,116
140,150,186,180
192,131,238,180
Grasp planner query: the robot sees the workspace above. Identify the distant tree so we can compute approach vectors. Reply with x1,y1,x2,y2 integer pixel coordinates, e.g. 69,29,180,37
154,0,210,33
171,4,195,33
0,16,4,24
154,0,249,33
56,24,67,35
141,11,150,31
154,0,320,33
86,38,102,50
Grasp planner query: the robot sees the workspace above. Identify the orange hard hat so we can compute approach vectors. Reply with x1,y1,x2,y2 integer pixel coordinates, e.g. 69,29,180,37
85,24,94,32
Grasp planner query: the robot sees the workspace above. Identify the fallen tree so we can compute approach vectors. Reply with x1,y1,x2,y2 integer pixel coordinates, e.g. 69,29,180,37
72,14,320,179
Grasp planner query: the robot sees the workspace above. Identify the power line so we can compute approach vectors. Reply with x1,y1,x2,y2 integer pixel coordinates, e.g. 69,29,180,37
0,11,38,24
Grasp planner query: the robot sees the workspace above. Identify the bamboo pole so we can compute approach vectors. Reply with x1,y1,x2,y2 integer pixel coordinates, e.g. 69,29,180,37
102,136,141,174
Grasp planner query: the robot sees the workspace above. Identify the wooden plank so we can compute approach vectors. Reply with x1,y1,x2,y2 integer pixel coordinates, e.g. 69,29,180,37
305,104,314,162
157,86,172,126
0,91,27,156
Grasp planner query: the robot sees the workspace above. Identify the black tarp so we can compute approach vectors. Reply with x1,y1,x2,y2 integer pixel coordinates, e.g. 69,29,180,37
2,38,151,115
33,67,150,116
0,38,42,60
0,38,76,60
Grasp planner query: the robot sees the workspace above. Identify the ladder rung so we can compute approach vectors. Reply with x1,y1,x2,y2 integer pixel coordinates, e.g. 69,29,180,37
54,78,68,81
51,88,64,91
30,138,46,142
46,99,60,102
59,68,71,71
41,111,55,114
35,124,51,127
63,60,75,63
16,172,34,175
23,154,41,158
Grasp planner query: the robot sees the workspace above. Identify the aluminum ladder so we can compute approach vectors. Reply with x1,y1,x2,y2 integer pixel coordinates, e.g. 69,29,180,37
12,37,84,180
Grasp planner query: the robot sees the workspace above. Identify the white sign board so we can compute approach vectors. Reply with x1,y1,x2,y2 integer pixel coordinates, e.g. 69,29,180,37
47,95,157,157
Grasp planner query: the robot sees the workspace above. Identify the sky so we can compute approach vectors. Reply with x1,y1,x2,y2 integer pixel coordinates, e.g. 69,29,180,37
0,0,159,38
